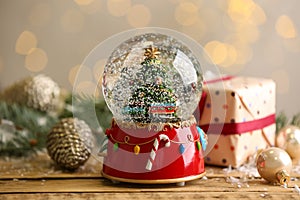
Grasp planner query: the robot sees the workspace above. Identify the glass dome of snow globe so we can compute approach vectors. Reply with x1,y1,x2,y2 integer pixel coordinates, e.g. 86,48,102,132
102,32,203,125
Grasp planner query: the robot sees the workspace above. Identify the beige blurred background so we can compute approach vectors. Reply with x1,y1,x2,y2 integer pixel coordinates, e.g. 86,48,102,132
0,0,299,117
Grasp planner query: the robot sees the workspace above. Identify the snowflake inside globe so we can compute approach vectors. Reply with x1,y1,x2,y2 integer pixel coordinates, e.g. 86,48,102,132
102,33,203,124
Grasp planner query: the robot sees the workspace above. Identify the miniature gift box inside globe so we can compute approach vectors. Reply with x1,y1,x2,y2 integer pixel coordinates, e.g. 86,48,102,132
101,32,207,184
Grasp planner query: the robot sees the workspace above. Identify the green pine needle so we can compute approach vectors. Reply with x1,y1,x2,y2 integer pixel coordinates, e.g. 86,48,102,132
0,101,58,156
276,111,288,134
59,93,112,131
276,111,300,133
291,113,300,127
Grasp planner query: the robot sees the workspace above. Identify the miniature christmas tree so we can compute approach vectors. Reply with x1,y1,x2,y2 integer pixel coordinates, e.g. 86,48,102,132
123,47,178,123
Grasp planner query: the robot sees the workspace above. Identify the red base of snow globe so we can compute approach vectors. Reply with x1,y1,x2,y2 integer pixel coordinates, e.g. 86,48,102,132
102,116,206,184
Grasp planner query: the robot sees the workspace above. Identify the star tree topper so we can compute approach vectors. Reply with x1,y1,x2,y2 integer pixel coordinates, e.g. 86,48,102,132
144,46,160,59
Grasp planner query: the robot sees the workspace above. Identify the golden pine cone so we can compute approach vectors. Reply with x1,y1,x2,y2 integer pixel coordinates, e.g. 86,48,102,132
1,74,61,113
46,118,93,170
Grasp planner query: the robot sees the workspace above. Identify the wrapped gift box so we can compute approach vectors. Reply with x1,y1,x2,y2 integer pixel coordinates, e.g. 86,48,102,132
197,76,276,167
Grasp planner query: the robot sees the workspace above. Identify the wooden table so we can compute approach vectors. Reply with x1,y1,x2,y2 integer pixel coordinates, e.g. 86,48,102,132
0,153,300,200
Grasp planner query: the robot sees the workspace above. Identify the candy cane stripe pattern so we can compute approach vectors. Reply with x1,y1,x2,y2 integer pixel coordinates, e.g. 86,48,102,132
146,134,170,170
159,134,171,147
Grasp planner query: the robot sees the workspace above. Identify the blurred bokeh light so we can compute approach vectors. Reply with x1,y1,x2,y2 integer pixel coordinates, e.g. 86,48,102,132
25,48,48,72
15,31,38,55
175,2,199,26
107,0,131,17
276,15,297,39
126,4,151,27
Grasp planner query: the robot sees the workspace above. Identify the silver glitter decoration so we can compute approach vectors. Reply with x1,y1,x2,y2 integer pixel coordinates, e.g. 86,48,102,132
1,74,61,113
46,118,93,170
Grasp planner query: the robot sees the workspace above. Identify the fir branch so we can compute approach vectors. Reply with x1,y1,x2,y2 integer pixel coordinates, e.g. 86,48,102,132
0,101,58,134
291,113,300,127
276,111,300,133
276,111,288,133
0,128,33,156
58,94,112,152
0,93,112,157
59,94,112,131
0,101,58,156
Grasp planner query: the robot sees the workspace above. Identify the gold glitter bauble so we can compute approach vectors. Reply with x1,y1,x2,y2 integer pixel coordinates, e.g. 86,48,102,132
256,147,292,185
276,125,300,161
46,118,93,170
1,74,61,113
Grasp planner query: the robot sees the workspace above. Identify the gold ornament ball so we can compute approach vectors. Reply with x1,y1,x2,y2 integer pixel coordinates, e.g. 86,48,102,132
46,118,94,170
256,147,292,185
276,125,300,161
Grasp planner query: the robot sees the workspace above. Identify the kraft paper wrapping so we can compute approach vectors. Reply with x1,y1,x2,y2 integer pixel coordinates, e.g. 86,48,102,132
198,77,276,167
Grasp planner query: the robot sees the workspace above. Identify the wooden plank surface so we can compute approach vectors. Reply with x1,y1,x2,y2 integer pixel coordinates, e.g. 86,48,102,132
0,153,103,179
0,177,299,193
0,153,300,200
1,178,300,200
1,192,300,200
0,192,299,200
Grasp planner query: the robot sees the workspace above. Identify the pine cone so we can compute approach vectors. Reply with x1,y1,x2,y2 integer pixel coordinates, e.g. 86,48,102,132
46,118,93,170
0,74,61,113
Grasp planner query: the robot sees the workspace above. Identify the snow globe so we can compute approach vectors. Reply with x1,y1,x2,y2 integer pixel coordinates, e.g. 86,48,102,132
101,30,208,185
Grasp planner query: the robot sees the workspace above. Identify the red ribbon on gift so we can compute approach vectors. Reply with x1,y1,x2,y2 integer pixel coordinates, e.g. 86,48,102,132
203,75,234,84
200,114,275,135
198,76,275,137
